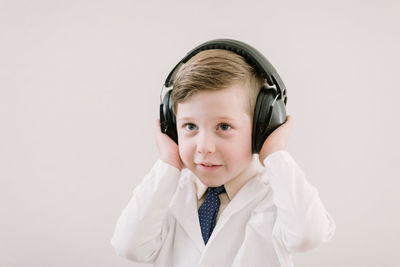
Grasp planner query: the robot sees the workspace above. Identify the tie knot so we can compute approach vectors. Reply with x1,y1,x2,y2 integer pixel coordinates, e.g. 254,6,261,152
208,185,225,196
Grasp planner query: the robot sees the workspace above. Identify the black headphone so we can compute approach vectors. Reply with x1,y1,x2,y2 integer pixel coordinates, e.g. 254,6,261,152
160,39,287,154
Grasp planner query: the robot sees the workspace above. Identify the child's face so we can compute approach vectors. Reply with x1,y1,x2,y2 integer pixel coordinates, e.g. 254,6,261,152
176,82,253,187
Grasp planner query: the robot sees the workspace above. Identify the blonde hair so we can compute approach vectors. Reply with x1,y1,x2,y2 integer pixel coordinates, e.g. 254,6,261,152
171,49,266,118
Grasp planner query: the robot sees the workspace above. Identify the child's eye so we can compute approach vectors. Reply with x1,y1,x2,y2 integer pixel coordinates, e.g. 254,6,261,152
218,123,231,131
184,123,197,131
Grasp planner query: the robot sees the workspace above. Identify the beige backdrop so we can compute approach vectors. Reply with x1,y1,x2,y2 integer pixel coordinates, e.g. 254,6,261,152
1,0,399,266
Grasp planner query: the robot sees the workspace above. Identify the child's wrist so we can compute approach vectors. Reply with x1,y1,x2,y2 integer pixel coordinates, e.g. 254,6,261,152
160,156,182,171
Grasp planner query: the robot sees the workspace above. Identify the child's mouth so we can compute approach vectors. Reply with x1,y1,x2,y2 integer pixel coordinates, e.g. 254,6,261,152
198,164,222,171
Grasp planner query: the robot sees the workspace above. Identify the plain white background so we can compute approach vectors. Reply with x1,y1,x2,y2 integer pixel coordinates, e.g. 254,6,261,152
1,0,399,266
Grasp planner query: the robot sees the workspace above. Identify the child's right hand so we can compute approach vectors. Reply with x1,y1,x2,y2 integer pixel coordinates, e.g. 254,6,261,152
155,119,184,171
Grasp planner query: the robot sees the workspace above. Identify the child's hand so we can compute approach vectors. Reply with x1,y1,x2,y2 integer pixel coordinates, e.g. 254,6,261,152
155,119,184,171
259,115,293,166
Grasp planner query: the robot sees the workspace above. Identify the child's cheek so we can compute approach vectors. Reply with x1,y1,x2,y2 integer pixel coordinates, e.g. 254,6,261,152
178,139,193,166
226,138,252,167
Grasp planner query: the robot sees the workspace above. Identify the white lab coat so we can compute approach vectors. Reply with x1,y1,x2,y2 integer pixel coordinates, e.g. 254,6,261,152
111,150,336,267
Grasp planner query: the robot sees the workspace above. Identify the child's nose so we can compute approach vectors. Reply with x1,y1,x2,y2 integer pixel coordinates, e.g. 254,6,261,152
196,132,216,154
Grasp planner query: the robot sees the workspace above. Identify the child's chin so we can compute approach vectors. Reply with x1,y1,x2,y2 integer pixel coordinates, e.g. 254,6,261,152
199,177,224,187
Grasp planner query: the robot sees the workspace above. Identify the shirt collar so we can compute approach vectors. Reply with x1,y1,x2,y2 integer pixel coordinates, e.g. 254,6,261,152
194,156,259,201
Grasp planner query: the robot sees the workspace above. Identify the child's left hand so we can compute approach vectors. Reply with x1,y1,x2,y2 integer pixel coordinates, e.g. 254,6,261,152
259,115,293,166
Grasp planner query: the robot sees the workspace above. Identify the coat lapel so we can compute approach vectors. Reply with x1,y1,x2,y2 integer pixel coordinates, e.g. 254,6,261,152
169,175,205,252
206,176,271,245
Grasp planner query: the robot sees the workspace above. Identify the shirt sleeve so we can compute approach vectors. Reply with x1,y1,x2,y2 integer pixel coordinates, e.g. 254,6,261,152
263,150,336,253
110,160,181,263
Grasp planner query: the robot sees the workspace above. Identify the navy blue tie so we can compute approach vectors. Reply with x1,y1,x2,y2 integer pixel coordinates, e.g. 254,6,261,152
198,185,226,244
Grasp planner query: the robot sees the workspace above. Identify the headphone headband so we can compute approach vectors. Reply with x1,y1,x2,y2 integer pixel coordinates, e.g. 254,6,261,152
164,39,287,104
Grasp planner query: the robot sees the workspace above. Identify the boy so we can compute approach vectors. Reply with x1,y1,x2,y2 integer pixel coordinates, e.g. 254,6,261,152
111,48,336,267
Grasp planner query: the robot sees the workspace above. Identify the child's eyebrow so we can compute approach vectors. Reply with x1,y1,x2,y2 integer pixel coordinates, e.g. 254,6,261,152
177,117,193,123
177,116,237,122
215,116,237,122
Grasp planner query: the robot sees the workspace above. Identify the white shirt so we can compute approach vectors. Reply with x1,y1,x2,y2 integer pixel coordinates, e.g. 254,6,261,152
110,150,336,267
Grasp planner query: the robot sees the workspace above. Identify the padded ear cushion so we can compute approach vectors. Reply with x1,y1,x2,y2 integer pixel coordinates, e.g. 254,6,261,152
252,88,287,153
160,89,178,144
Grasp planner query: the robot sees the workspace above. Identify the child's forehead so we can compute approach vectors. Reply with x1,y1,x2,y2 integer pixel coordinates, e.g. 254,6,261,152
174,82,253,121
176,89,251,121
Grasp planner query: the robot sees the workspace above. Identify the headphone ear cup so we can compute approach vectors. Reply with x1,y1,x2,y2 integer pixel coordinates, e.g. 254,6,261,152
252,88,287,153
159,90,178,144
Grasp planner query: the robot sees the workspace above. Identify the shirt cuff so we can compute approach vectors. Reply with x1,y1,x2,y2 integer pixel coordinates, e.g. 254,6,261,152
157,159,182,173
133,159,182,197
262,150,290,167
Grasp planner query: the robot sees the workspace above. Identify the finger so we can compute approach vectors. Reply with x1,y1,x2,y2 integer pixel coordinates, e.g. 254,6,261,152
277,115,290,129
284,115,293,133
276,115,292,131
285,114,292,125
